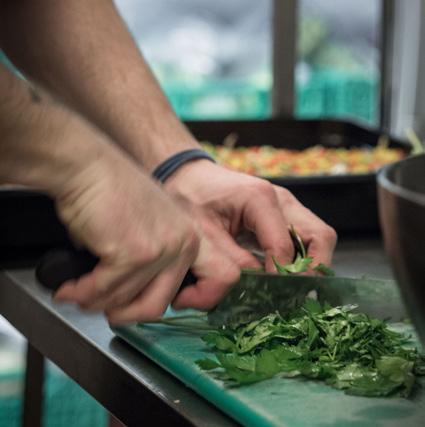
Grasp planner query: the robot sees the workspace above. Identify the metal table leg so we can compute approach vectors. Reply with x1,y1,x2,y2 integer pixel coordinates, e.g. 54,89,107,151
22,343,45,427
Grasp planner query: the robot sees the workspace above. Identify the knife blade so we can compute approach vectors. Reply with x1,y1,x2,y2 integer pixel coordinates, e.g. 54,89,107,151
208,271,403,327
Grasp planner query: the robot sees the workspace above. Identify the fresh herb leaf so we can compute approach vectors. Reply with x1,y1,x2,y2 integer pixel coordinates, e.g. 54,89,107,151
202,332,236,352
273,254,313,275
196,358,221,371
303,298,323,315
196,301,425,397
313,263,335,276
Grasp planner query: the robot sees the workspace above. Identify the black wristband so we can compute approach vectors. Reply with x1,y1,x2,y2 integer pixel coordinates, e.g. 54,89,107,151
152,149,216,183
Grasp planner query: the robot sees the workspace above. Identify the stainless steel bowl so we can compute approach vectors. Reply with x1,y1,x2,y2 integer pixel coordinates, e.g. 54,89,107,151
378,154,425,345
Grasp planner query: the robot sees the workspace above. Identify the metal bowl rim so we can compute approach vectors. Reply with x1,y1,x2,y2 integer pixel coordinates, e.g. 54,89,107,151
377,154,425,207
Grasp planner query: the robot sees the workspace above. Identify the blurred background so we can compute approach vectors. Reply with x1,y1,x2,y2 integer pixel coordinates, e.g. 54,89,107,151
1,1,424,426
115,0,381,124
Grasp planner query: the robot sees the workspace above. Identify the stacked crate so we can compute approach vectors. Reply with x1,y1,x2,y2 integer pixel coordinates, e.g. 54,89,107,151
0,322,107,427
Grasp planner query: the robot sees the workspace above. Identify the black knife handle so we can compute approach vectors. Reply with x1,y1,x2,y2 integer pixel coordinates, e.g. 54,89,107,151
36,249,98,291
36,248,197,292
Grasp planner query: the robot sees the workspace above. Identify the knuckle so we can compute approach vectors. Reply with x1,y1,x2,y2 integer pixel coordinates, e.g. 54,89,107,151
322,225,338,243
195,292,220,311
127,243,164,266
236,253,257,268
99,241,120,260
146,245,165,263
93,280,109,297
165,222,200,259
276,186,292,199
270,186,297,209
252,179,276,199
307,225,337,251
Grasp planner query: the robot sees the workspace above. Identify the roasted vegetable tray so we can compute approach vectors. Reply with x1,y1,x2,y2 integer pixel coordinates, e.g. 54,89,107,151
186,119,409,234
0,119,408,254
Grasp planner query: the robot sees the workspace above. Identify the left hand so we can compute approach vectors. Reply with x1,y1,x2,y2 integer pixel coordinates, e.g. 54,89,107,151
164,160,337,279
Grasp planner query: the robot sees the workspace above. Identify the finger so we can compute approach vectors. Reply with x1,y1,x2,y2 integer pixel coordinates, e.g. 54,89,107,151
83,266,158,311
179,203,262,269
97,237,198,312
172,239,240,310
54,259,159,309
303,228,337,269
96,237,199,312
242,184,294,271
206,225,262,269
274,185,337,269
53,262,134,303
106,256,192,324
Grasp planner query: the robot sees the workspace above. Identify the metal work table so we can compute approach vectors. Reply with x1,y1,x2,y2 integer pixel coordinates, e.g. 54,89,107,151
0,238,395,427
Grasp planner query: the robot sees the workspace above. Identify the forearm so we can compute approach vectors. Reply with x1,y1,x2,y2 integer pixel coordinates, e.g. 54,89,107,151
0,0,199,172
0,63,113,197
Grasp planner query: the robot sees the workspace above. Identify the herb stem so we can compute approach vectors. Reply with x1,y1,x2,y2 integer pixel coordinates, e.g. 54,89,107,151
140,312,216,331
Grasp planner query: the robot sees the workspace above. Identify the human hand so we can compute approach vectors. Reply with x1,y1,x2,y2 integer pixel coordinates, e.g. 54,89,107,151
164,160,337,276
0,65,240,323
53,150,239,324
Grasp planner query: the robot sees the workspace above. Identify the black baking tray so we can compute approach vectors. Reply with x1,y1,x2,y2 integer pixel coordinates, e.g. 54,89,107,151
0,119,409,256
186,118,409,234
0,189,69,264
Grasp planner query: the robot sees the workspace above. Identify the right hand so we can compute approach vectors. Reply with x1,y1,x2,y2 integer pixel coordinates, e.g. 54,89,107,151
0,67,239,324
53,148,240,324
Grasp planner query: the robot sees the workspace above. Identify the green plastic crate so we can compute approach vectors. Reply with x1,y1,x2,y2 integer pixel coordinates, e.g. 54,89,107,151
0,372,22,427
296,70,379,125
323,71,378,123
296,78,326,117
163,72,377,125
0,363,107,427
164,80,271,120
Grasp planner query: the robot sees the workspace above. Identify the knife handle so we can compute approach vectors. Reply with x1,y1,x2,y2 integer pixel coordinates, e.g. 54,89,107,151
35,248,196,292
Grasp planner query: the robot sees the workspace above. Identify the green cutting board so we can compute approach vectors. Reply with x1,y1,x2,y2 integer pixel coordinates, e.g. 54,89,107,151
113,280,425,427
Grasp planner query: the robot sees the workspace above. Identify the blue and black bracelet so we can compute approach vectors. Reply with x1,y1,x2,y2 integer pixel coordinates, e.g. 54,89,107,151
152,148,216,183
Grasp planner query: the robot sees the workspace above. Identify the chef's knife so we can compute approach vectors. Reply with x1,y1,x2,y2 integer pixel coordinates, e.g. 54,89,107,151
35,248,196,291
36,248,402,326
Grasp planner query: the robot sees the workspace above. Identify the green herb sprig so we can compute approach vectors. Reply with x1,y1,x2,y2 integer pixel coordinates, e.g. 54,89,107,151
273,225,335,276
196,300,425,397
